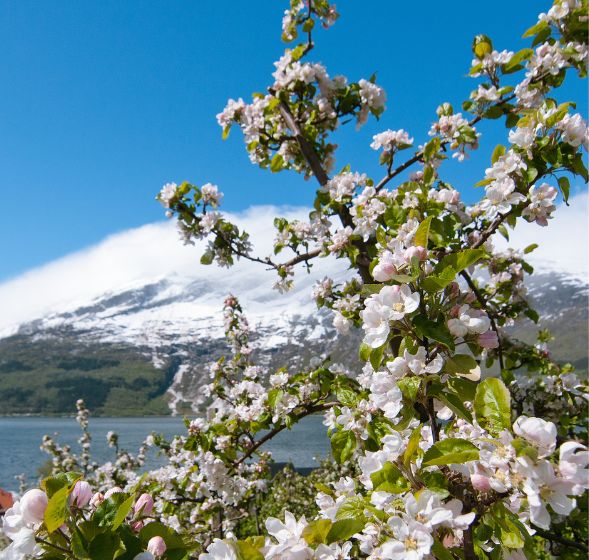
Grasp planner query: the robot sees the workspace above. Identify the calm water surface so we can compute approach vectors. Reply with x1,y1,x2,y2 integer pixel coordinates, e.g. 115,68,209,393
0,416,328,492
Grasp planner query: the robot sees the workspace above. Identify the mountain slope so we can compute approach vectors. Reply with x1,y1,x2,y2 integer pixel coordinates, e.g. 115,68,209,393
0,200,586,415
0,269,585,416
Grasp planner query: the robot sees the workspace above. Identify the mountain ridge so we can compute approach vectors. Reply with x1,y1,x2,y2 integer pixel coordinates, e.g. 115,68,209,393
0,269,586,416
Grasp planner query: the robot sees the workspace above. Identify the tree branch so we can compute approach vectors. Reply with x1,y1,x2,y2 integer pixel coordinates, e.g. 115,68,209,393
460,270,505,372
374,92,518,193
533,526,589,553
234,401,336,467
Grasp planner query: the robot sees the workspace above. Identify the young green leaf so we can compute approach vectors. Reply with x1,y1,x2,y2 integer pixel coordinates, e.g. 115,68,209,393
474,378,511,435
422,438,479,467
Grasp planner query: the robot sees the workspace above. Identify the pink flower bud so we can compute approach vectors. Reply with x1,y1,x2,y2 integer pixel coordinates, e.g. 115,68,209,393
471,473,492,492
449,304,461,318
134,493,154,516
69,481,92,508
464,292,476,304
104,487,124,500
447,282,460,298
478,330,499,349
131,520,144,532
147,536,167,557
20,489,48,524
90,492,104,508
442,533,456,547
404,245,428,262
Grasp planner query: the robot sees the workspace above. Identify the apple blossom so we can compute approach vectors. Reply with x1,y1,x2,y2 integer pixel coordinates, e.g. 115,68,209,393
69,480,92,508
147,536,167,557
19,489,47,525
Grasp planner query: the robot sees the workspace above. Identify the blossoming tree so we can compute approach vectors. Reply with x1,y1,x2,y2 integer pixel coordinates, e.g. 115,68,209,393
2,0,588,559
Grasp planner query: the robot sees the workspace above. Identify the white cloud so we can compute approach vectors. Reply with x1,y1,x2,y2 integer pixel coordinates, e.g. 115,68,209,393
493,191,588,282
0,194,586,334
0,206,348,335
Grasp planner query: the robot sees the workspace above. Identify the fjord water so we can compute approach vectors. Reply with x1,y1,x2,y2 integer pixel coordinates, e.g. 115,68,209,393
0,415,329,492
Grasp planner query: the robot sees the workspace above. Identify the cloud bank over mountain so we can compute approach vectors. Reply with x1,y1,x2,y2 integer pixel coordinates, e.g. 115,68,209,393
0,194,586,334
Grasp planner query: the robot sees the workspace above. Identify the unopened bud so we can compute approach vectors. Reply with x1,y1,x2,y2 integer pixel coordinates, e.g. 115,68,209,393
471,473,492,492
90,492,104,508
404,245,428,262
147,536,167,557
69,481,92,508
134,493,154,516
104,487,123,500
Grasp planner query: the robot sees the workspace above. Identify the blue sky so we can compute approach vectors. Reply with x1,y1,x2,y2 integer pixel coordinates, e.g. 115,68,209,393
0,0,586,281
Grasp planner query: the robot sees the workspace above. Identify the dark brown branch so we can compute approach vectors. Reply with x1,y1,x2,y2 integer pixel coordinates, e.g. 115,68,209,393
460,270,505,372
273,98,329,186
374,92,518,193
533,527,589,553
234,401,336,467
269,92,373,282
36,538,71,555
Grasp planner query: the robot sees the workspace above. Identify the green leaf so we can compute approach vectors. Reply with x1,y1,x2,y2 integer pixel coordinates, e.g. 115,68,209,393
331,430,356,463
558,176,570,204
94,493,133,530
474,378,511,435
71,530,90,559
88,532,124,560
444,354,481,381
200,251,214,265
139,521,185,550
414,216,433,249
370,461,410,493
42,472,82,499
370,343,386,371
235,540,264,560
431,388,473,423
421,472,450,499
222,125,231,140
270,153,284,173
398,376,421,402
302,519,332,546
413,316,455,351
422,267,457,292
422,438,479,467
403,426,422,468
484,106,504,119
335,496,368,521
112,493,135,531
503,48,533,73
335,385,359,407
326,518,365,544
484,502,528,549
491,144,505,164
523,243,538,254
359,343,371,363
448,248,487,273
447,377,477,402
44,486,70,533
522,19,548,38
388,273,418,284
472,34,493,59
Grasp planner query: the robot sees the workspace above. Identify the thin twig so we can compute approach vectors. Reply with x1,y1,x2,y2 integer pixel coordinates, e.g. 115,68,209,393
460,270,505,372
374,92,519,193
533,526,589,552
234,401,337,467
36,538,71,555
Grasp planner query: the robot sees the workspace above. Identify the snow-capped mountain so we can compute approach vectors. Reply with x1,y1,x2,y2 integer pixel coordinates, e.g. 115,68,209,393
0,200,586,415
0,274,359,416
